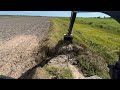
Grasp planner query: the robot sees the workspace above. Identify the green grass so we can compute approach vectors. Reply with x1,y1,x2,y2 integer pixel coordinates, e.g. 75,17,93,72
74,18,120,35
47,18,68,47
45,66,73,79
49,17,120,79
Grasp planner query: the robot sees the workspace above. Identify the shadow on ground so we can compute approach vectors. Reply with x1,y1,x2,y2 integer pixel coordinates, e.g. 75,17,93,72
0,75,15,79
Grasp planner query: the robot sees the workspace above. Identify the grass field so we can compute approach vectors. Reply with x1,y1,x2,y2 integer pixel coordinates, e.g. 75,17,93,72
49,17,120,79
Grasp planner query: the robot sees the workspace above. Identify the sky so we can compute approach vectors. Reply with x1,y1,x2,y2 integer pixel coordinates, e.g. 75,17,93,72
0,11,110,18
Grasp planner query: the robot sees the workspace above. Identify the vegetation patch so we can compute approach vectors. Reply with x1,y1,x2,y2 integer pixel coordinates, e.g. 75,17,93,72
45,66,73,79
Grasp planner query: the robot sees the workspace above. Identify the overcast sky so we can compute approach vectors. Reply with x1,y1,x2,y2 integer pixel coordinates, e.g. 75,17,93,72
0,11,110,17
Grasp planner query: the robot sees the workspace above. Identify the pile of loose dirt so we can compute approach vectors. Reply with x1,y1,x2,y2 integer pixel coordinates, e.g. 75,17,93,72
21,42,101,79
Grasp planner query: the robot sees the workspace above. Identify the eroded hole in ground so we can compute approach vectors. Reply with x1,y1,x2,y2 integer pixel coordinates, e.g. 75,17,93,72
19,40,102,79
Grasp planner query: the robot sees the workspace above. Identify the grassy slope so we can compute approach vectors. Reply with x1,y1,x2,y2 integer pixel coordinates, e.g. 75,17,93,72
49,17,120,79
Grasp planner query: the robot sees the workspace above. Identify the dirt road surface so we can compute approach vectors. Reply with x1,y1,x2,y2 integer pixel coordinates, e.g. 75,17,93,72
0,16,50,79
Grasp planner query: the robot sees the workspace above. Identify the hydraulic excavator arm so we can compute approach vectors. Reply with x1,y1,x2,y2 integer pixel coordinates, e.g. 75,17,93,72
64,11,77,43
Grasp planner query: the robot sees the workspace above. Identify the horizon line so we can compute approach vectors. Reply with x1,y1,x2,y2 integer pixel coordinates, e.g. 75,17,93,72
0,14,111,18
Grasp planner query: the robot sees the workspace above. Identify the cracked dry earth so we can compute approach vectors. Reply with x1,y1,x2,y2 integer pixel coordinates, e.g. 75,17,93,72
0,16,50,79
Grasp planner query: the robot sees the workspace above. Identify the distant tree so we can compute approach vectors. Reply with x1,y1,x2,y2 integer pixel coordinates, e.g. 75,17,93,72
97,16,100,18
